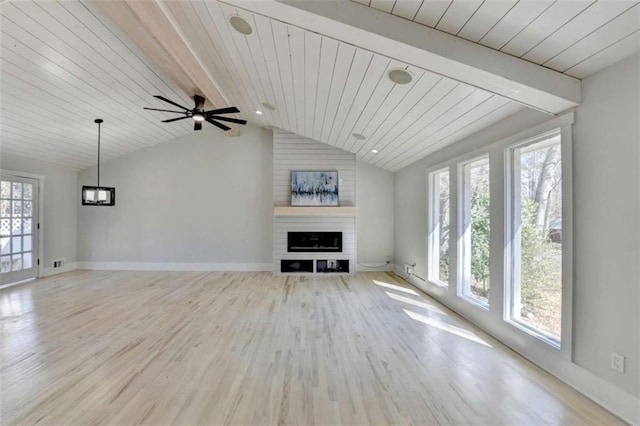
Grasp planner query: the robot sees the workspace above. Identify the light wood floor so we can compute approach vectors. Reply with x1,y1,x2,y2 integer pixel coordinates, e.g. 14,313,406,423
1,271,621,425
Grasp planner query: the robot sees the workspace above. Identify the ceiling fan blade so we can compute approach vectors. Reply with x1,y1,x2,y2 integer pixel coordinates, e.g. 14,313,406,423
208,115,247,125
154,95,189,111
204,106,240,115
206,118,231,132
144,107,185,113
194,121,202,131
194,94,206,110
162,116,191,123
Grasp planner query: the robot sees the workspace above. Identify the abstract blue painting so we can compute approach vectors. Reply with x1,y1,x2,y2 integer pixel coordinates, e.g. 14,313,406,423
291,171,339,206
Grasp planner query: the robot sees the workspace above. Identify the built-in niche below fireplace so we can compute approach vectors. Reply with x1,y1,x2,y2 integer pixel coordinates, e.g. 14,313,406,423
281,259,314,273
288,232,342,252
280,259,350,274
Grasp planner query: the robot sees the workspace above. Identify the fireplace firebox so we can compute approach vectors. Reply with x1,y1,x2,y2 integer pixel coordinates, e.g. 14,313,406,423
287,232,342,252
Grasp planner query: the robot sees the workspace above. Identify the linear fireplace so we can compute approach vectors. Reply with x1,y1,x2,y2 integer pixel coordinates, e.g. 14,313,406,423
287,232,342,252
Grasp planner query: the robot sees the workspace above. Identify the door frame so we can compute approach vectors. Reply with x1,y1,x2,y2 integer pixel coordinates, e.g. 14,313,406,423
0,169,45,278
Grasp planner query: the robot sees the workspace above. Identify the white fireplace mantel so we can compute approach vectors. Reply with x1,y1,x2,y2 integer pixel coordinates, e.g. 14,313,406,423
273,206,357,217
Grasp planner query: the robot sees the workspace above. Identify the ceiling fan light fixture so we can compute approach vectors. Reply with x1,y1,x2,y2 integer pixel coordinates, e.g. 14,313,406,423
145,95,245,132
229,16,253,35
388,69,413,85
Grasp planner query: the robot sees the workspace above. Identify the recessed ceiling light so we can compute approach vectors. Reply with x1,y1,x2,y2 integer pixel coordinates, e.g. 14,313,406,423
261,102,276,111
388,69,413,85
352,133,366,140
371,149,379,154
229,16,253,35
255,110,263,115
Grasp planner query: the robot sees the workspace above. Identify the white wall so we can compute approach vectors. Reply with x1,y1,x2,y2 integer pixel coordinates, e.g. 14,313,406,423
76,124,395,272
393,54,639,421
357,160,394,268
0,153,78,274
77,125,274,269
572,53,639,397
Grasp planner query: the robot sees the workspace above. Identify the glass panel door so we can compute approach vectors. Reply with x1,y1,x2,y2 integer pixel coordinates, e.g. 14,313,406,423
0,175,39,285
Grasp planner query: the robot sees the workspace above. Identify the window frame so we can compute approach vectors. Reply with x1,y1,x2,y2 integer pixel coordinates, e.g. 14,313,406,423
457,154,491,310
427,167,450,288
504,127,573,355
421,113,573,358
0,169,45,282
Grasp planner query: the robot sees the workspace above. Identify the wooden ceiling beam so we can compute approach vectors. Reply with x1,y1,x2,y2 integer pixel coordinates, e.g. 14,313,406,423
96,0,240,135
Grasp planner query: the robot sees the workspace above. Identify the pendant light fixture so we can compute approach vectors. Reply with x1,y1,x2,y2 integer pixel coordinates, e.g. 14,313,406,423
82,119,116,206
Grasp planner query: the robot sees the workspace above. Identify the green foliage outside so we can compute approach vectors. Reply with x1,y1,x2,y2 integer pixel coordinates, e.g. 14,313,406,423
435,144,561,337
470,185,490,302
518,199,562,336
438,174,450,284
467,145,562,336
439,248,449,284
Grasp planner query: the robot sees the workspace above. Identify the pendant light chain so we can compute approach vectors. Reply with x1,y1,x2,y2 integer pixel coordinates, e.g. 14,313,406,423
95,118,103,187
97,121,100,187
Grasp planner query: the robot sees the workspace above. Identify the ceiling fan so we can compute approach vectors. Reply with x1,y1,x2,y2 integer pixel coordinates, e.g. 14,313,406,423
144,95,247,132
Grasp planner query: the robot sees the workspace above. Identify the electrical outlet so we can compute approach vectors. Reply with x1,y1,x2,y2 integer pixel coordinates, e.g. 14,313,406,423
404,263,413,276
611,352,625,374
52,258,66,268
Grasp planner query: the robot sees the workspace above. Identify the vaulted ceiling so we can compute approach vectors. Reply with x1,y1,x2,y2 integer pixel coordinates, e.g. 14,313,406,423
355,0,640,78
161,0,527,172
1,0,639,171
0,1,195,169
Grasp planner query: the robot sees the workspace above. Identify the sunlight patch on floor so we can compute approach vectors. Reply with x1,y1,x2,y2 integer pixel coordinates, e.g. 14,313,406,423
373,279,419,295
403,308,492,348
385,291,446,315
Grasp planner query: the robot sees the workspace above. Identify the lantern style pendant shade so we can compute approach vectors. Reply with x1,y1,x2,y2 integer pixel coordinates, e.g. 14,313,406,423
82,186,115,206
82,119,116,206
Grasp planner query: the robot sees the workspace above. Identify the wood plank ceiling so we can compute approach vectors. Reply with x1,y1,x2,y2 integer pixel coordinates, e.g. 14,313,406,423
355,0,640,79
160,0,524,172
1,1,638,171
0,1,195,169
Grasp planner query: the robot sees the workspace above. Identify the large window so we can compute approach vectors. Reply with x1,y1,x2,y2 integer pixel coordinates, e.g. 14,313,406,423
427,168,450,286
458,156,490,306
423,116,572,351
509,133,562,343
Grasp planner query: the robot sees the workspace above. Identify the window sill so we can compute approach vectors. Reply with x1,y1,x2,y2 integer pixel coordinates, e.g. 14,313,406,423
459,294,489,311
427,279,449,289
506,318,561,350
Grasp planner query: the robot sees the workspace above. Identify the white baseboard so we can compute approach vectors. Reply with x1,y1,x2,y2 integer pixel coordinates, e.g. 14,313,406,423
76,261,273,272
43,262,78,277
357,262,393,272
392,265,639,425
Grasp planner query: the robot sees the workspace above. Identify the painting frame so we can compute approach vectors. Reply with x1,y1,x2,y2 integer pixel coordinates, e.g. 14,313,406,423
291,170,339,206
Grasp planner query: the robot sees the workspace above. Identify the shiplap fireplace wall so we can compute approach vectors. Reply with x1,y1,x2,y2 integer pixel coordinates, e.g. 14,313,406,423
273,129,356,274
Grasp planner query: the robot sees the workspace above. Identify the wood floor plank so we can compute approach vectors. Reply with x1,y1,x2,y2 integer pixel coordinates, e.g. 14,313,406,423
0,271,622,425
